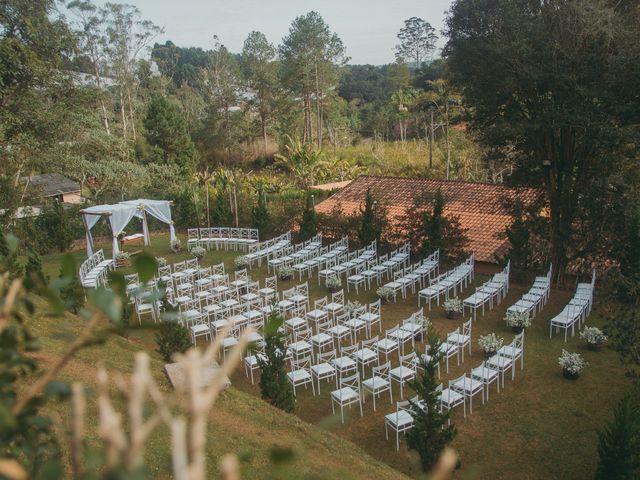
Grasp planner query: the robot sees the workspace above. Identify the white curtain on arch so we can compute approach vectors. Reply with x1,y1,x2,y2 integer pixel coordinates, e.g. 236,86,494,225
82,213,103,256
108,205,138,256
121,199,176,244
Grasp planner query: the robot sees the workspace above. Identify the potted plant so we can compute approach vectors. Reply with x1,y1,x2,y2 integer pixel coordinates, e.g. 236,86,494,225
504,310,531,333
190,245,206,260
234,255,249,270
155,256,167,268
326,275,342,293
558,349,588,380
279,266,294,282
580,326,607,351
478,333,504,359
115,251,130,268
376,286,394,304
443,297,463,319
170,238,182,253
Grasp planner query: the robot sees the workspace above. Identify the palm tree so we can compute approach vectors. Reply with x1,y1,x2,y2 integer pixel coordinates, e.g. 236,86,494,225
274,135,326,189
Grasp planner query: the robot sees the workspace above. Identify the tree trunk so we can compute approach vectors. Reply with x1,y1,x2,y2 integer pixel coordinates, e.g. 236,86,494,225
127,85,136,141
445,105,451,180
120,88,128,141
429,109,435,170
262,119,268,158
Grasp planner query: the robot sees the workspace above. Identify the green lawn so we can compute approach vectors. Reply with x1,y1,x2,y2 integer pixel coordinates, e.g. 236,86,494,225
40,232,630,479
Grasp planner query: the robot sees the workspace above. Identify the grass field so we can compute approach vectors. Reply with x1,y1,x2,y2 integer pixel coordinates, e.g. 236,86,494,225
39,233,630,479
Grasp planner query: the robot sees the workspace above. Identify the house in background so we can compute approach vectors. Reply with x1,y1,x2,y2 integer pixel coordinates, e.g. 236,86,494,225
315,175,541,265
24,173,83,204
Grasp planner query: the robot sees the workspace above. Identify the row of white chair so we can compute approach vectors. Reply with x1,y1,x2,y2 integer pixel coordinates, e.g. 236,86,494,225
549,269,595,341
187,227,259,251
80,249,113,288
463,261,510,320
245,231,292,267
418,255,475,308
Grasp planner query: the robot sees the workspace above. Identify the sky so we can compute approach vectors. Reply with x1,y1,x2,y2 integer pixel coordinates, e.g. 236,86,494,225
89,0,455,65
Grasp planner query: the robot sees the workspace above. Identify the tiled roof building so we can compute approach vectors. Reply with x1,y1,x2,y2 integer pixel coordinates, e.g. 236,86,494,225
315,175,541,263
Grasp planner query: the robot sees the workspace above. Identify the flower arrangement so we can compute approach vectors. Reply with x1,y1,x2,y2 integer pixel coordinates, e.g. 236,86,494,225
443,297,463,319
279,266,294,281
170,238,182,253
234,256,249,269
478,333,504,358
155,257,167,268
326,276,342,292
580,327,607,349
504,310,531,330
344,300,363,315
558,349,588,379
376,286,394,303
190,246,206,258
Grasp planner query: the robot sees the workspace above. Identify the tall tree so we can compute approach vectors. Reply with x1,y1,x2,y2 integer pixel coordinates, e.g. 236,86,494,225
298,193,317,241
445,0,640,280
68,0,112,134
358,188,380,248
101,2,162,142
258,313,295,413
241,31,278,158
143,95,198,173
395,17,438,67
279,11,348,148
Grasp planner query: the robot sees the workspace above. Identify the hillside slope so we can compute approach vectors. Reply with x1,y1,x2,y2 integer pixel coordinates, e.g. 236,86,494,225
28,303,408,479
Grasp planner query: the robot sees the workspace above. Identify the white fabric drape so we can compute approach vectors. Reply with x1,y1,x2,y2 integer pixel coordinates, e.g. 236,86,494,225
83,214,102,256
122,199,176,244
109,205,137,256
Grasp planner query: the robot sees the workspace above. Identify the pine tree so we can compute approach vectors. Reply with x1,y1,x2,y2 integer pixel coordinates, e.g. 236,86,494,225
421,188,445,256
251,189,270,234
144,95,198,173
298,193,317,241
211,189,233,227
358,188,380,248
257,312,295,413
407,329,457,471
502,199,533,282
59,268,85,314
24,247,46,291
596,382,640,479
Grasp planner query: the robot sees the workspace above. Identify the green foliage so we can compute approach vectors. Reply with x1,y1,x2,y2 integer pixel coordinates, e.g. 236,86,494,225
500,199,533,281
358,188,380,248
155,321,192,363
395,17,438,67
398,189,469,264
144,95,198,173
607,306,640,379
171,189,200,229
445,0,640,277
211,188,233,227
596,382,640,480
58,255,85,314
251,189,270,234
34,202,84,254
23,247,47,292
298,193,317,241
407,329,457,471
258,312,295,413
613,207,640,304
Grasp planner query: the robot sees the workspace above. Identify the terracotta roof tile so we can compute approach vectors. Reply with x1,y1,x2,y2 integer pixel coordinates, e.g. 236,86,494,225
315,175,541,263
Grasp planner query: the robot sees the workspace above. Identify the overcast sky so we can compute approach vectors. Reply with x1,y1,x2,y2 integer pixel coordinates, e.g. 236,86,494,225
86,0,455,65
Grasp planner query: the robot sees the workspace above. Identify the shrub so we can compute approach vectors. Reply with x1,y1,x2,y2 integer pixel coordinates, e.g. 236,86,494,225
595,382,640,480
558,349,588,375
298,192,317,241
155,321,192,363
34,202,84,253
59,257,85,314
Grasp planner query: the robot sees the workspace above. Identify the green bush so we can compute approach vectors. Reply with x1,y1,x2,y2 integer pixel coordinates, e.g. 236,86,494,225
155,321,192,363
33,202,84,253
258,313,295,413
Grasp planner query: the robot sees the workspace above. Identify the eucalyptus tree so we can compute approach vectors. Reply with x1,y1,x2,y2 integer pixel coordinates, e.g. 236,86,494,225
395,17,438,67
68,0,113,134
101,2,162,142
279,11,348,148
241,31,278,158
